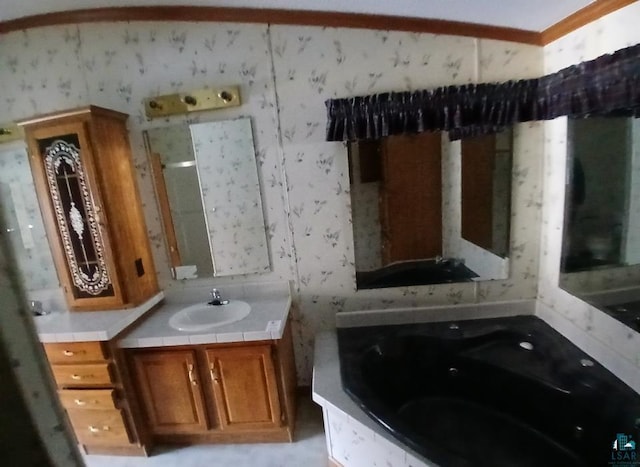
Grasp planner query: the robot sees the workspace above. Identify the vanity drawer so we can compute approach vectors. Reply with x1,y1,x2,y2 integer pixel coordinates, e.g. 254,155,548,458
66,408,131,445
52,363,112,387
58,389,117,410
44,341,107,364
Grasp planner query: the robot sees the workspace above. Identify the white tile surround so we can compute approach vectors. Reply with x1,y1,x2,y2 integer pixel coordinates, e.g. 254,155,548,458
118,281,292,348
34,292,164,343
33,281,292,347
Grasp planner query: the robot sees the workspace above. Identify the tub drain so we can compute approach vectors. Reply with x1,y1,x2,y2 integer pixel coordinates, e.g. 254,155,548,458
519,341,534,351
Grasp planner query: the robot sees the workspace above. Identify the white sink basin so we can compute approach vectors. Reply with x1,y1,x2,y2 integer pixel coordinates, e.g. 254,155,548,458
169,300,251,332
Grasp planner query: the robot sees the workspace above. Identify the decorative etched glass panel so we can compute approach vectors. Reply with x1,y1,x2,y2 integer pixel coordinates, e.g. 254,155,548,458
39,135,114,298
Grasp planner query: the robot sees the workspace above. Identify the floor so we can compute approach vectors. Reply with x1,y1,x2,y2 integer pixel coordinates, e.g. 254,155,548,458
83,397,328,467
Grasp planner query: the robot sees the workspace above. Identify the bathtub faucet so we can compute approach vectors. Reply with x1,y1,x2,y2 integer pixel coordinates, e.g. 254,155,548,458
208,288,230,306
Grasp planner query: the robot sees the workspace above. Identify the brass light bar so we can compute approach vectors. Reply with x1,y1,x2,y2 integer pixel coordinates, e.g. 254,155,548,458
143,86,241,119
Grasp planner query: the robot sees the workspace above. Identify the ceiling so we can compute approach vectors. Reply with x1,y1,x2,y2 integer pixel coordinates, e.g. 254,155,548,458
0,0,595,32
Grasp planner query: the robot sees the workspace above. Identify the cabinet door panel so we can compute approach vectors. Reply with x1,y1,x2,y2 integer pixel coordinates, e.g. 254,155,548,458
25,120,125,310
131,350,208,435
206,345,281,430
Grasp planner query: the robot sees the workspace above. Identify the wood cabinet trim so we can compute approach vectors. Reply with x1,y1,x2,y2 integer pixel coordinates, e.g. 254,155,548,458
0,7,542,45
3,3,636,45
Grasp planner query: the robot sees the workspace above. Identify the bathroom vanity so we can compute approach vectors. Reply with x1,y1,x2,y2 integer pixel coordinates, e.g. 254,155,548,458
121,289,297,445
34,284,296,455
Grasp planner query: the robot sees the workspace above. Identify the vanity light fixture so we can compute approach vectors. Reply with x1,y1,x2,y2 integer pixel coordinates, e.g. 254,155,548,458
0,122,24,144
143,85,241,119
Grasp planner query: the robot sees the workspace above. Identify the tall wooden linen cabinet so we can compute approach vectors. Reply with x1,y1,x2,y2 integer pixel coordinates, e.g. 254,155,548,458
18,106,159,311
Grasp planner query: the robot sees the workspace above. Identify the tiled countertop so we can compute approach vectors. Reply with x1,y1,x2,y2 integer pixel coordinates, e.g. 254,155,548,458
34,292,165,343
118,288,291,348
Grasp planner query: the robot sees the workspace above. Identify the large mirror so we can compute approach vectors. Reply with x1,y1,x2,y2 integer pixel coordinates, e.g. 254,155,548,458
560,116,640,332
144,117,270,279
348,129,513,289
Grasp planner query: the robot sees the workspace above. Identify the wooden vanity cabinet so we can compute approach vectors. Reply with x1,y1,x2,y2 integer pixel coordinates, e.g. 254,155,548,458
128,321,297,445
18,106,159,311
43,340,149,456
130,349,209,435
206,344,282,431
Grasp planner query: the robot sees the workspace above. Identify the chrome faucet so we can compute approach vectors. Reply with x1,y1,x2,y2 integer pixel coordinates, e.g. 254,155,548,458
29,300,49,316
208,288,229,306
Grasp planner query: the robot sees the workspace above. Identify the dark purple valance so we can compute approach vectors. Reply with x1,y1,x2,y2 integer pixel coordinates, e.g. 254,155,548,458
326,43,640,141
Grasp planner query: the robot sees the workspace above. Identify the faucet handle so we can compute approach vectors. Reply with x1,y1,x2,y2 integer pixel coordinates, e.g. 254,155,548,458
29,300,48,316
208,288,229,306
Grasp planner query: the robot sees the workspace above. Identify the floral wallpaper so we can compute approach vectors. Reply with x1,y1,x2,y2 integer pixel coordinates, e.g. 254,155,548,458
0,22,544,384
539,0,640,389
0,146,58,291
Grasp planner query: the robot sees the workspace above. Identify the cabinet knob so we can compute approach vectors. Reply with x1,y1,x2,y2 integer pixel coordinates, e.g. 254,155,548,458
188,363,197,386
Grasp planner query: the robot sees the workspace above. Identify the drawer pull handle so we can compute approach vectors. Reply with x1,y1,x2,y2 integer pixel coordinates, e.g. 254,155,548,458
73,399,87,406
71,374,83,380
63,350,74,356
88,425,111,433
209,363,220,383
188,363,197,386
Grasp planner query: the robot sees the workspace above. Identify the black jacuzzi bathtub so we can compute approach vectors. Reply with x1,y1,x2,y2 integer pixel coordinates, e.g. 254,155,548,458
338,316,640,467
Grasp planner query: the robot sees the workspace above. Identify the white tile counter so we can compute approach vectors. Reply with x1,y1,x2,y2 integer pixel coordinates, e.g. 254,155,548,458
34,292,165,343
117,281,292,348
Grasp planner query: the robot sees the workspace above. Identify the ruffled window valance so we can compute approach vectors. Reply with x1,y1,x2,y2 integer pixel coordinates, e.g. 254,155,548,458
325,43,640,141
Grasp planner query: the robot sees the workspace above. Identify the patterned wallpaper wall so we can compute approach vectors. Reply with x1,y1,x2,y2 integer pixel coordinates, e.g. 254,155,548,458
0,145,58,291
539,1,640,388
0,22,543,383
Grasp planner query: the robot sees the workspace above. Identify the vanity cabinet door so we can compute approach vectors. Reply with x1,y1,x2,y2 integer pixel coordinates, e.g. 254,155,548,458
131,350,209,435
206,345,282,431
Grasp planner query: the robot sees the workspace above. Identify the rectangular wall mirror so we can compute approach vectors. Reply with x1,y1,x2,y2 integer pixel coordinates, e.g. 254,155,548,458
144,117,271,279
348,128,513,289
560,115,640,332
